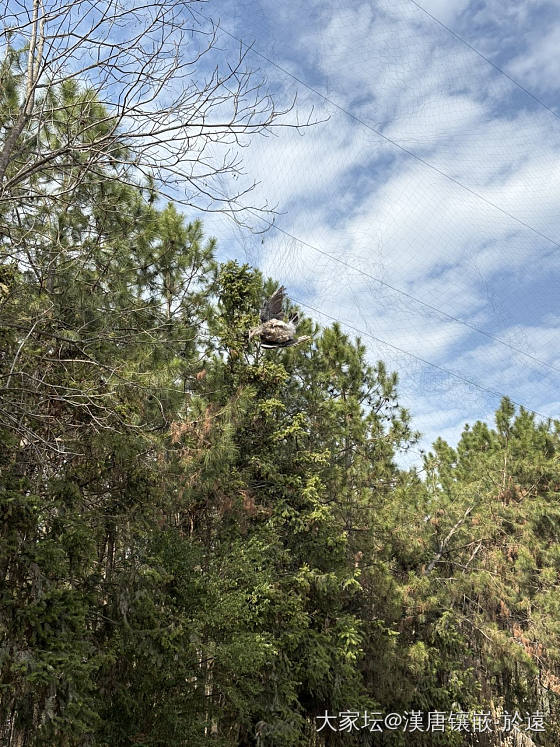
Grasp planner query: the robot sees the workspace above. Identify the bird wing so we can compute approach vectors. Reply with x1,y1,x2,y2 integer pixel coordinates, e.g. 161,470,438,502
260,286,285,322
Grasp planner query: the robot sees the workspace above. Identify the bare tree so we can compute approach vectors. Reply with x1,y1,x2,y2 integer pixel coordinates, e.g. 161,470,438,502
0,0,315,458
0,0,308,219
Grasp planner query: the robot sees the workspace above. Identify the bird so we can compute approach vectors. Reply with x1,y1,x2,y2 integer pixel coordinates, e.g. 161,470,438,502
249,286,310,349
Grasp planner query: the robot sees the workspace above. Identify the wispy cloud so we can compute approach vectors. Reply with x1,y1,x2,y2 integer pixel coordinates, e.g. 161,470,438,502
203,0,560,459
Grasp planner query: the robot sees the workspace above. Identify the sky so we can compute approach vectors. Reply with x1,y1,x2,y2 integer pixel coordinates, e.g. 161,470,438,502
5,0,558,464
192,0,560,464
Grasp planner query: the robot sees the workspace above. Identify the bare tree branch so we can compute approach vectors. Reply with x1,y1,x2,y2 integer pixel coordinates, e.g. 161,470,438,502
0,0,311,223
423,506,474,575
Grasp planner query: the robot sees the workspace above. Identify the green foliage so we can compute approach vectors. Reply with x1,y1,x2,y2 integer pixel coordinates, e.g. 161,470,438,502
380,397,560,744
2,69,560,747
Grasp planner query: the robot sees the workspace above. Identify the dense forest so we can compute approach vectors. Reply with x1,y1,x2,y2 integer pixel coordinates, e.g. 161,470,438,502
2,5,560,746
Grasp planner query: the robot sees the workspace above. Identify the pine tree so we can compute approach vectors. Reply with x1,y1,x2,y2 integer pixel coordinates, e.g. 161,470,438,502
383,398,560,746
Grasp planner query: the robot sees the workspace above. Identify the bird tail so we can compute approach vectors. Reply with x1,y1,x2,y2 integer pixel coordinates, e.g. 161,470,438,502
260,335,311,349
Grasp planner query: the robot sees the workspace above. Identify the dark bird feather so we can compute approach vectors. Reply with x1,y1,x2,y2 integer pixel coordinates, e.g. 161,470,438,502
260,286,285,322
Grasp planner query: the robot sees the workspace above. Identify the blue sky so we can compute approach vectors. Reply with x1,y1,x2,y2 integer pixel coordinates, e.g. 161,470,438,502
198,0,560,462
7,0,556,462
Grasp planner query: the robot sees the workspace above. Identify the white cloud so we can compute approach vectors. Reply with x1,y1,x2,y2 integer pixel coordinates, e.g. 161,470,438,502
201,0,560,457
410,0,472,26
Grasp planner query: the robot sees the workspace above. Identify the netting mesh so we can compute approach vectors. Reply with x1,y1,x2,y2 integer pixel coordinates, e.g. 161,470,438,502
201,0,560,458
